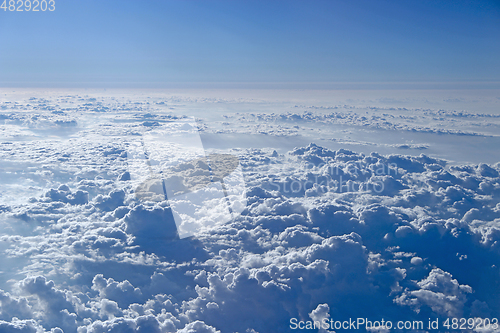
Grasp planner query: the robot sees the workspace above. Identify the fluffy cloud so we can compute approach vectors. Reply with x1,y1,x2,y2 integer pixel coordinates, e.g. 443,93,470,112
1,92,500,332
395,268,472,318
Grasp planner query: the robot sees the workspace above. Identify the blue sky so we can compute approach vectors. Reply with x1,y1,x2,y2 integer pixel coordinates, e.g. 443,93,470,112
0,0,499,87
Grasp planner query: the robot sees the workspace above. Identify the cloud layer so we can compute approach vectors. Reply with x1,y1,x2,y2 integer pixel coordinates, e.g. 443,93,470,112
1,92,499,332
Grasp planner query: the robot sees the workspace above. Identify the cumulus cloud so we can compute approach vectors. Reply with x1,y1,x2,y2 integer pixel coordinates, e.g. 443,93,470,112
1,92,500,333
395,268,472,318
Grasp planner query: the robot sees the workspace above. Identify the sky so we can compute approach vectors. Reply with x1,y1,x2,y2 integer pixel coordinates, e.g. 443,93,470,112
0,0,499,87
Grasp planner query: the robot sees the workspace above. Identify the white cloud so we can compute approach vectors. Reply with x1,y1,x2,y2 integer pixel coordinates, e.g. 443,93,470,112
1,91,500,332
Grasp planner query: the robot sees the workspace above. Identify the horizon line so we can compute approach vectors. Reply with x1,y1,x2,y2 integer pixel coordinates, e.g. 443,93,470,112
1,81,500,90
